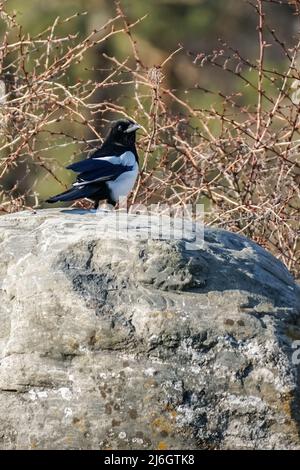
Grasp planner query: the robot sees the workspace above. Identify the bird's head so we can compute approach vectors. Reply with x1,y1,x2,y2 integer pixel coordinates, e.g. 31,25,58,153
108,119,141,147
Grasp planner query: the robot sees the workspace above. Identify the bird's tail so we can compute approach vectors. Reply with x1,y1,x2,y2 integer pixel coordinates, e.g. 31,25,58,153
46,184,97,203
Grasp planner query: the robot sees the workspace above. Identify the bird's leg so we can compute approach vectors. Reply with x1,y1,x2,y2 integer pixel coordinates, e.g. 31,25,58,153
107,198,117,209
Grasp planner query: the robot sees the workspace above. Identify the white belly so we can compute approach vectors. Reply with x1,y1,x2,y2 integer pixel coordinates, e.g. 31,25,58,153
107,161,138,203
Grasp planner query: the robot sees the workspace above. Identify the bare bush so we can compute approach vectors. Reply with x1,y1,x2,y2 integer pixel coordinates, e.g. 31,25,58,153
0,1,299,277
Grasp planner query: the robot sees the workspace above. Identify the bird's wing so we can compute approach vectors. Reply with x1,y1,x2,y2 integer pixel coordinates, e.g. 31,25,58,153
66,158,109,173
67,151,135,171
93,151,136,166
67,157,133,187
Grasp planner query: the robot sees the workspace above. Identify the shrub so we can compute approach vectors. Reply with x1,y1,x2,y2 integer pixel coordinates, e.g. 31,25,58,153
0,1,299,277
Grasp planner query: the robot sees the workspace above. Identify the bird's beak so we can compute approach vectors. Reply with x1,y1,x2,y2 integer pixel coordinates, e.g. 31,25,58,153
124,123,141,133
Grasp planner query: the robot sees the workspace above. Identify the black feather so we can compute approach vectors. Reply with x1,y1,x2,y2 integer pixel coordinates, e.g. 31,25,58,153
46,184,100,203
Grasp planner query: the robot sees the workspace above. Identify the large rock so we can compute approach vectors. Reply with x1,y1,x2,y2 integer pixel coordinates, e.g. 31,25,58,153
0,208,299,450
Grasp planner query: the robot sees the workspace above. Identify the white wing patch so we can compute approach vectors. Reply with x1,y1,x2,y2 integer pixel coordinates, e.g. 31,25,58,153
95,151,136,166
73,176,108,187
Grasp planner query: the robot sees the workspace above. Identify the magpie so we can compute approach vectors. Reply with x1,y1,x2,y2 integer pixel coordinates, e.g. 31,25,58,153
46,119,141,209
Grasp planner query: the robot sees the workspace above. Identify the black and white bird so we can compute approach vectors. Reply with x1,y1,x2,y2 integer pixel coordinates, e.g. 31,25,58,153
46,119,140,209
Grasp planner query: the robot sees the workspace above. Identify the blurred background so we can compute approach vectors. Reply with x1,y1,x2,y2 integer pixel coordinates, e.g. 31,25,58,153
0,0,297,190
3,0,297,95
1,0,297,176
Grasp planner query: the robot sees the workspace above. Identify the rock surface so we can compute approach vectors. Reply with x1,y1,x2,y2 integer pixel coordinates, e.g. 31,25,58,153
0,208,299,450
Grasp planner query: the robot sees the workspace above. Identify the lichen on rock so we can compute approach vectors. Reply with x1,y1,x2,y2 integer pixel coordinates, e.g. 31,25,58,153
0,209,299,449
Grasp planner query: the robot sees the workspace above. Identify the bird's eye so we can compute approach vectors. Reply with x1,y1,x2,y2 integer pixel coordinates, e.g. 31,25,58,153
118,125,123,131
